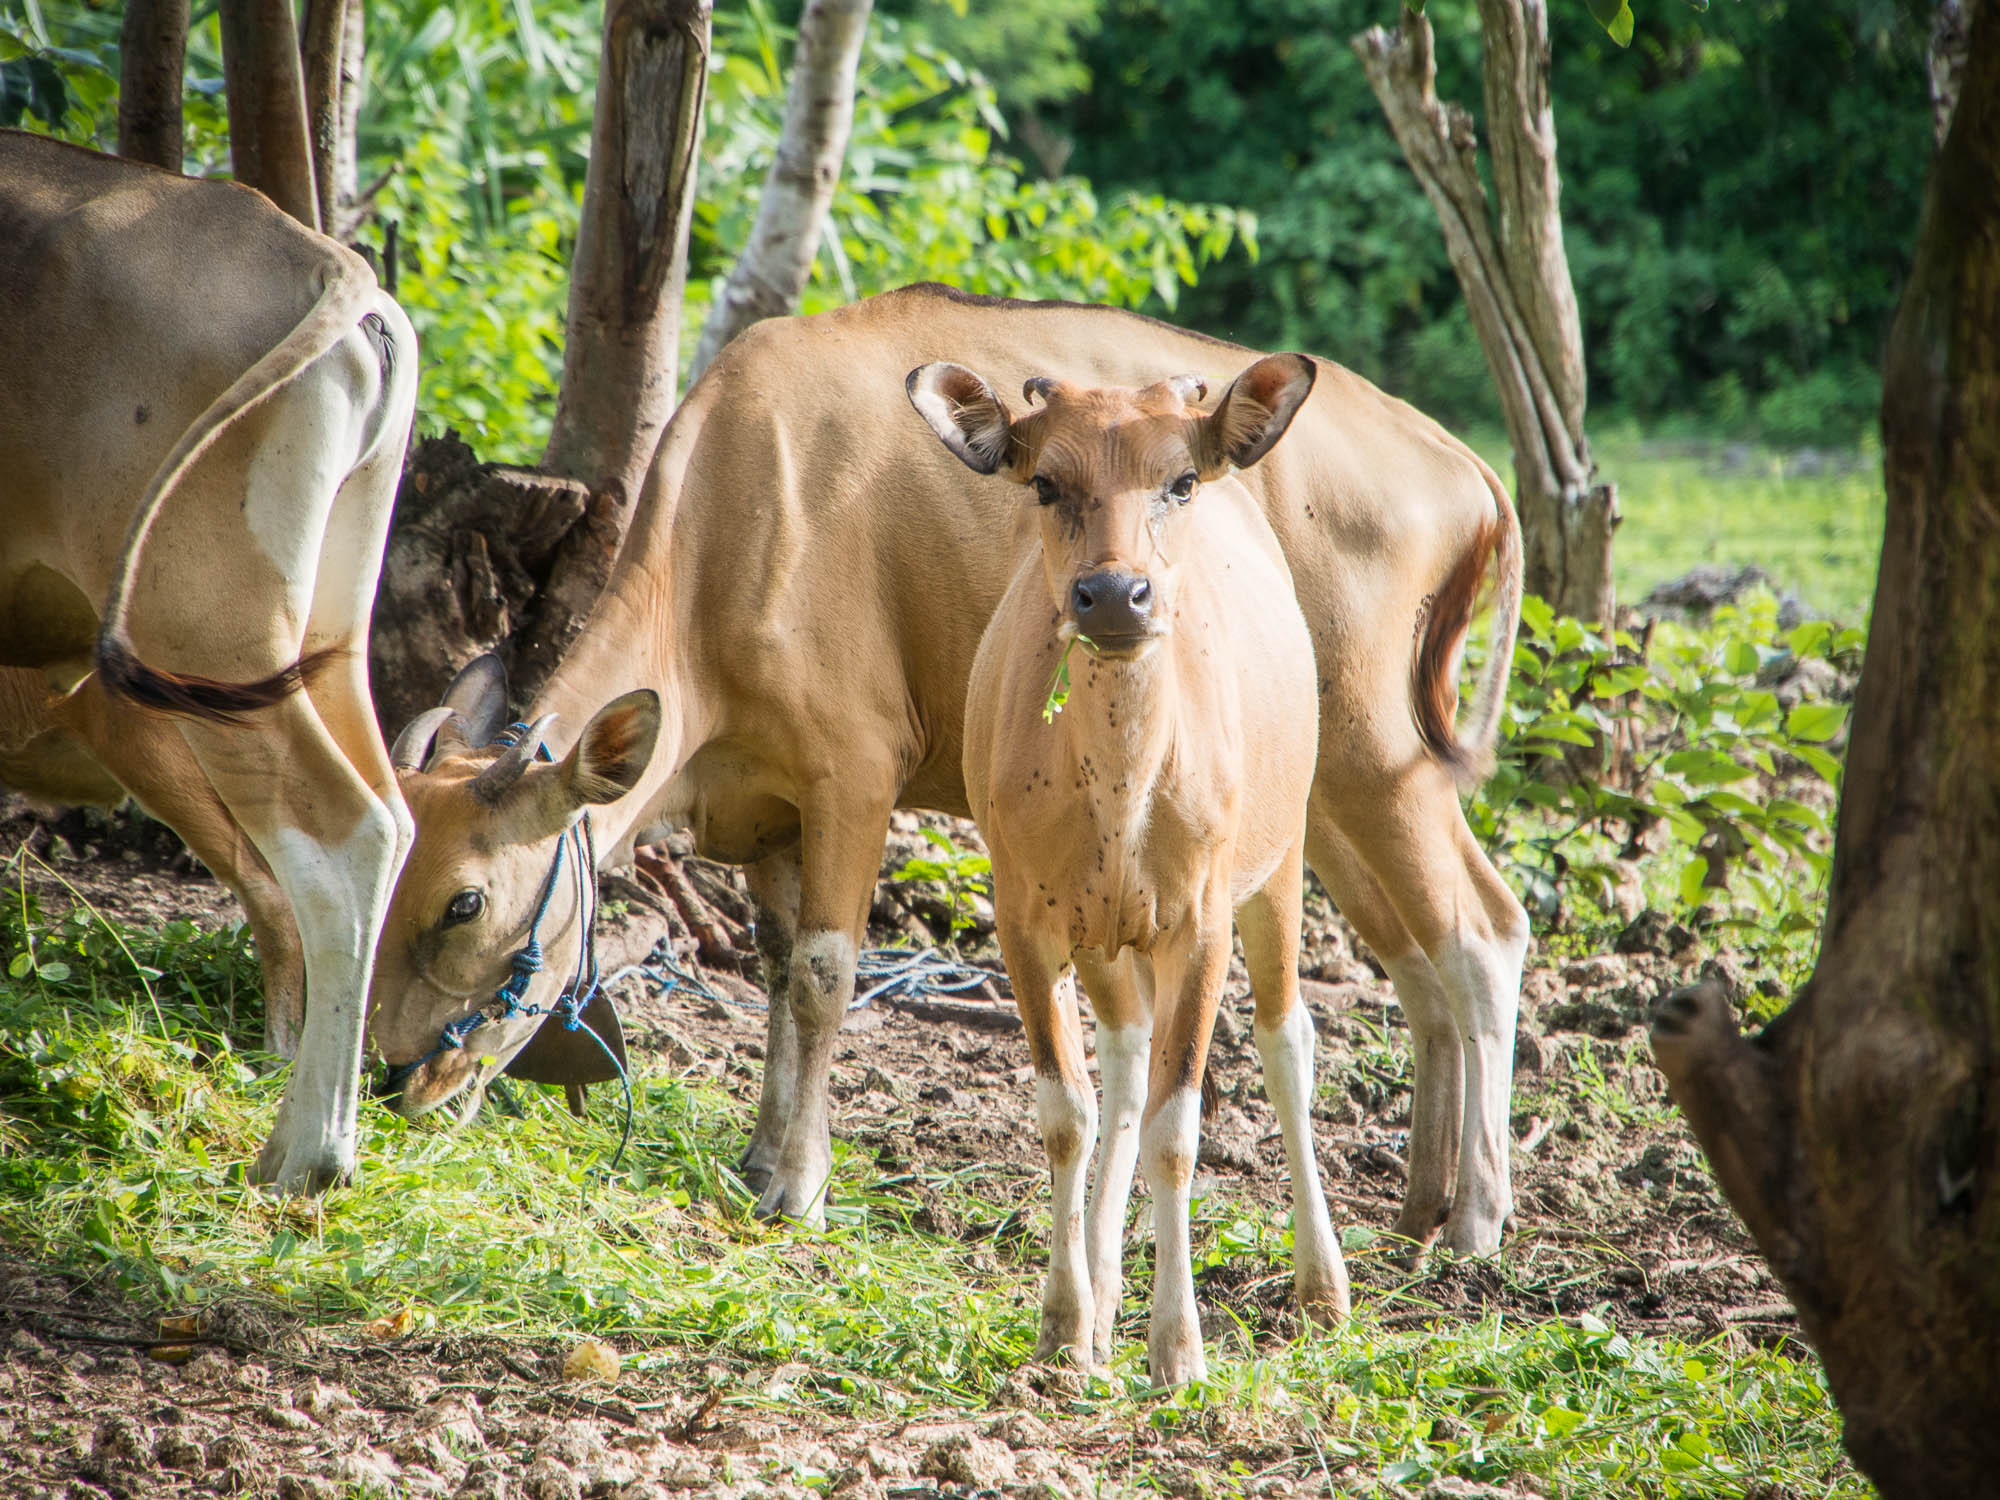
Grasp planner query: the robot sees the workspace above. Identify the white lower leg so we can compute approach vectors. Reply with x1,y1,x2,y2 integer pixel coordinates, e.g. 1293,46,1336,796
1436,928,1528,1255
1035,1073,1099,1365
1254,1003,1349,1321
253,808,402,1193
1085,1019,1151,1360
1142,1086,1206,1387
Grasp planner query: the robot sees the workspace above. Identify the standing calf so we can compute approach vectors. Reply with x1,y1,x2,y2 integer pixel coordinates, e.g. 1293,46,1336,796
913,356,1348,1385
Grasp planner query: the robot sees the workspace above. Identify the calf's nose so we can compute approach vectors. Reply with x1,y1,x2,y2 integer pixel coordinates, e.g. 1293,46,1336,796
1072,569,1153,639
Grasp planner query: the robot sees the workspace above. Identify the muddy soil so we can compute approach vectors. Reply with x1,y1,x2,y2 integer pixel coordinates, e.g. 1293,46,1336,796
0,798,1797,1499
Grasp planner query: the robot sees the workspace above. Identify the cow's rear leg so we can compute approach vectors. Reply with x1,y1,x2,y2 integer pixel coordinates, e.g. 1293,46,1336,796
182,700,403,1193
1073,948,1151,1363
738,845,803,1192
753,775,896,1225
1312,764,1529,1259
1306,823,1462,1258
1236,845,1349,1322
46,679,308,1054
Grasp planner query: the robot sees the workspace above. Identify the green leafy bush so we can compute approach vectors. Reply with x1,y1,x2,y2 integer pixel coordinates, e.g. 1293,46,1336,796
1472,592,1862,989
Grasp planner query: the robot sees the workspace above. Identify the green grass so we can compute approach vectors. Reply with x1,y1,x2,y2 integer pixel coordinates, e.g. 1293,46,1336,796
0,888,1868,1497
1463,429,1888,624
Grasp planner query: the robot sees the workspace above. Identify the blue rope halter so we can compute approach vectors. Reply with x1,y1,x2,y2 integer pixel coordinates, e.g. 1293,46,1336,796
383,724,634,1168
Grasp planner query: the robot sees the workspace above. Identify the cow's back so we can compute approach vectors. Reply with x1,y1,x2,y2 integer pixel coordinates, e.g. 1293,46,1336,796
608,284,1499,819
0,132,346,668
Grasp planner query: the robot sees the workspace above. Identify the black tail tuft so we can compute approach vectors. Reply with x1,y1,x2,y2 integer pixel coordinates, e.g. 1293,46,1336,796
1200,1062,1221,1122
97,636,343,725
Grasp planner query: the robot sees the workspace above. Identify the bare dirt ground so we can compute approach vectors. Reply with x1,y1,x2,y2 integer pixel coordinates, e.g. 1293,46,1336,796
0,797,1800,1500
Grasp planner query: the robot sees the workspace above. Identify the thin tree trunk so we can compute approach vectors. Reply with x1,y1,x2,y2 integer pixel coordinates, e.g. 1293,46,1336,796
217,0,320,228
301,0,350,237
335,0,365,229
117,0,189,172
513,0,712,699
1650,7,2000,1492
1931,0,1978,149
1353,3,1615,622
687,0,875,384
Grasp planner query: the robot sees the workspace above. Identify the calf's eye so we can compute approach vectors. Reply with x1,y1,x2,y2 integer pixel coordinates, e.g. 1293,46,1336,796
444,889,485,926
1033,474,1060,506
1168,471,1197,502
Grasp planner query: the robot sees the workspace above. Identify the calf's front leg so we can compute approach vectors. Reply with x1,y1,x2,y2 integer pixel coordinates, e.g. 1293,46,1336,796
1141,900,1233,1387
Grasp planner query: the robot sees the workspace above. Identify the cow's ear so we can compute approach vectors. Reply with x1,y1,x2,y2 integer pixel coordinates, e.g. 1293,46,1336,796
907,363,1022,476
561,690,661,808
1194,354,1316,478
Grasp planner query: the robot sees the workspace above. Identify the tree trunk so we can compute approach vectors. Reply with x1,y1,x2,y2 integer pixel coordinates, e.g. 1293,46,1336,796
1650,8,2000,1493
301,0,350,237
335,0,365,231
524,0,711,700
687,0,875,384
217,0,320,228
1353,3,1615,622
117,0,189,172
1931,0,1977,150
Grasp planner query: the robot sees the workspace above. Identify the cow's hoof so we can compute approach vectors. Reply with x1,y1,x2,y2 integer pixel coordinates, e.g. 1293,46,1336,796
734,1143,777,1194
1296,1275,1351,1328
753,1172,828,1229
250,1136,352,1196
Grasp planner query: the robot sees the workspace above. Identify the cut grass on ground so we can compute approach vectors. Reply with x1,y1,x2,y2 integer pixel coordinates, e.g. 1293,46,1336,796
0,895,1866,1498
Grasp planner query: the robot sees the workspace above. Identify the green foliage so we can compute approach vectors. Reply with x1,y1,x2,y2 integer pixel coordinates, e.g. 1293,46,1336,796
1061,0,1929,444
1471,592,1861,993
891,826,992,945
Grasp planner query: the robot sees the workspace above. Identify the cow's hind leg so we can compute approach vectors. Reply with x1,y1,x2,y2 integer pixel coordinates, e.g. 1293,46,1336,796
739,845,803,1192
1237,843,1349,1322
753,772,897,1225
1312,761,1528,1259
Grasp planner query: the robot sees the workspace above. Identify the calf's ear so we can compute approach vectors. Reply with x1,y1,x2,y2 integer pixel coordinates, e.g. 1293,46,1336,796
907,363,1021,476
1195,353,1316,478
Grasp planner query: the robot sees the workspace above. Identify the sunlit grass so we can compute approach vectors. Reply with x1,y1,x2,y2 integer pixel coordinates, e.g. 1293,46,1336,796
0,892,1868,1496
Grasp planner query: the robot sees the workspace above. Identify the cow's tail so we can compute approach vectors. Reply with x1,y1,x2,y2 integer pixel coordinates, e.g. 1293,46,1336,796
96,251,378,724
1412,452,1522,790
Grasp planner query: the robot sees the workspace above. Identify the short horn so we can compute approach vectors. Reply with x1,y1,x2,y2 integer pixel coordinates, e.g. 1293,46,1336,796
469,713,559,805
1166,374,1208,406
1022,376,1059,406
390,707,461,771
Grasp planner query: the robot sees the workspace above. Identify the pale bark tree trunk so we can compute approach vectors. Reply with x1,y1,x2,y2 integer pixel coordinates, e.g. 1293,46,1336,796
301,0,351,237
217,0,320,228
1353,3,1615,622
117,0,189,172
1931,0,1978,149
687,0,875,384
1650,7,2000,1493
335,0,365,228
369,0,712,728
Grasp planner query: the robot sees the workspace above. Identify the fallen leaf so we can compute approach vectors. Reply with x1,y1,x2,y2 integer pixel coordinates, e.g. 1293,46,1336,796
562,1337,620,1382
363,1307,417,1340
148,1345,197,1366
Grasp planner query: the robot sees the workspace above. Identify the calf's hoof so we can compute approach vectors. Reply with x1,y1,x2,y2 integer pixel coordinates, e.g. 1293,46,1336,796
1297,1276,1351,1328
1147,1338,1208,1391
734,1143,777,1194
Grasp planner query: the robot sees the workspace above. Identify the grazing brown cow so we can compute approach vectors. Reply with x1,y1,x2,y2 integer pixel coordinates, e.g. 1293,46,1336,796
916,357,1347,1384
370,284,1527,1262
0,131,420,1192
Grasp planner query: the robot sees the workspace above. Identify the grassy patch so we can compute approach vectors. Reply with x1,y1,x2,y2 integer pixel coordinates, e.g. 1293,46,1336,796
0,890,1867,1496
1463,429,1887,624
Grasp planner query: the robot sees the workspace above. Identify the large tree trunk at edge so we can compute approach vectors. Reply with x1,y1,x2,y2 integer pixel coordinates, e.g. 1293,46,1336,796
687,0,875,384
367,0,712,732
1650,9,2000,1493
1354,3,1615,622
217,0,320,228
117,0,188,171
